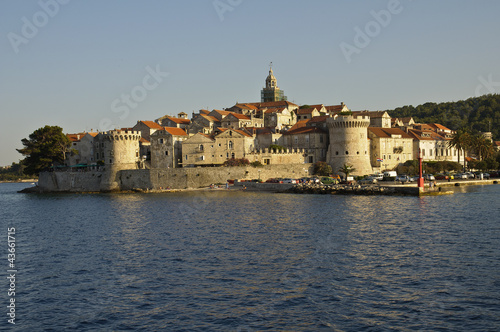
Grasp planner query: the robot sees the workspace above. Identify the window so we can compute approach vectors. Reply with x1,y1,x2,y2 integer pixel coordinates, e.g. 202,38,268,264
185,155,188,160
294,136,298,144
229,141,233,149
320,135,324,143
165,151,169,156
96,153,99,159
336,151,339,155
159,138,164,144
346,151,349,155
305,135,309,144
201,155,205,161
199,144,204,151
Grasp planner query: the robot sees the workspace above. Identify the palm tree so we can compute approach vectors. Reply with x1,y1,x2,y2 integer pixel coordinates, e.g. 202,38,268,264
338,163,356,180
448,128,471,170
471,134,494,161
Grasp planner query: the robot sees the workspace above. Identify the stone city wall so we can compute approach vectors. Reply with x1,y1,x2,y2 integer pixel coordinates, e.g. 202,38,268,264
38,163,313,192
38,171,103,192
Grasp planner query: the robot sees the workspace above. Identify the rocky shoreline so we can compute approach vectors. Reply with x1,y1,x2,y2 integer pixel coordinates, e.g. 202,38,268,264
283,183,400,195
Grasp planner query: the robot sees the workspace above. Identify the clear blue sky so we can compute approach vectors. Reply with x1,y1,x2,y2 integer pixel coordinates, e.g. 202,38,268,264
1,0,499,166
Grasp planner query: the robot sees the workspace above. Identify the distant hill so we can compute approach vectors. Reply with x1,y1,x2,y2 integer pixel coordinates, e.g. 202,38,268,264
384,94,500,140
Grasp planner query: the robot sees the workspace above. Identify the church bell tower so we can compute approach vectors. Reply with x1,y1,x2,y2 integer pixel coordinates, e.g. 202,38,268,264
261,63,287,102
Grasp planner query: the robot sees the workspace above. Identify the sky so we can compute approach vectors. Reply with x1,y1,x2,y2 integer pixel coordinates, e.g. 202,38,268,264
1,0,500,166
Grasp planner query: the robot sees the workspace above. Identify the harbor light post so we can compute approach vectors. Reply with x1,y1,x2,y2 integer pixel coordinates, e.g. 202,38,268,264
418,148,424,188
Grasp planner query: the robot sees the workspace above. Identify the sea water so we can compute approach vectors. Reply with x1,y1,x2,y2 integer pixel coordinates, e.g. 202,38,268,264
1,183,499,331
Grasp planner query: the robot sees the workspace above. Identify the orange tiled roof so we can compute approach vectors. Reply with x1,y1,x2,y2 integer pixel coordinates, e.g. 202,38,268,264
139,121,164,130
66,133,86,142
308,115,329,123
200,114,220,123
297,107,318,115
224,113,250,120
163,127,188,136
164,116,190,125
368,127,413,139
283,126,327,135
288,119,309,131
139,137,150,144
324,105,344,113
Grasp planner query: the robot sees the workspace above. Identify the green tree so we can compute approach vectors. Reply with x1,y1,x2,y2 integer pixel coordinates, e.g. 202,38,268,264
313,161,332,176
470,134,495,161
448,128,471,169
17,125,72,175
338,163,356,179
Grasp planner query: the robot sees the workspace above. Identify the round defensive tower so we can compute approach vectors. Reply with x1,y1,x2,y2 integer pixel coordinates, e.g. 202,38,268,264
326,114,372,176
100,130,141,191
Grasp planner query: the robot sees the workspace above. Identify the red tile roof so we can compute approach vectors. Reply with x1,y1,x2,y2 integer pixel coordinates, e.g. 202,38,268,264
368,127,413,139
163,116,190,125
407,129,448,141
139,121,164,129
224,113,250,120
139,137,150,144
288,120,309,131
200,114,220,123
308,115,329,123
163,127,188,136
324,105,344,113
283,126,327,135
66,133,85,142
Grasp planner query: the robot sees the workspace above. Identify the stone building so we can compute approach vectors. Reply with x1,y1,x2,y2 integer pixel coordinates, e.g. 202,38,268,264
283,126,328,164
150,127,188,168
156,114,190,130
326,114,372,176
407,125,458,162
368,127,414,171
263,107,296,131
187,114,221,135
66,132,99,165
181,129,254,167
353,111,391,128
132,120,164,141
296,106,321,121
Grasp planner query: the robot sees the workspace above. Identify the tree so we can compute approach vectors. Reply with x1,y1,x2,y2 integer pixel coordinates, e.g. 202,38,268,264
17,125,72,175
338,163,356,179
313,161,332,176
470,134,495,161
448,128,471,169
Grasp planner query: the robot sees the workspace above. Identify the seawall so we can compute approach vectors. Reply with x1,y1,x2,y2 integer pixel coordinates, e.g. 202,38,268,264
37,164,313,192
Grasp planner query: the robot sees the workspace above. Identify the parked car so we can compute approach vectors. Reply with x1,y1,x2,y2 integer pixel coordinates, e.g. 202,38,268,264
281,178,297,184
410,175,420,182
320,176,338,185
265,178,279,183
372,174,384,181
423,174,435,181
358,176,378,184
396,174,410,183
435,174,448,180
455,173,468,179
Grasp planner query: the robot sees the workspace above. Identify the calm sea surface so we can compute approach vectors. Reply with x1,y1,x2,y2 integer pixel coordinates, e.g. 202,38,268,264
1,182,499,331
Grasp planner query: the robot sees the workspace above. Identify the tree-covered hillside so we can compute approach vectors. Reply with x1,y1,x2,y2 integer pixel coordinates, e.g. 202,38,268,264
384,94,500,140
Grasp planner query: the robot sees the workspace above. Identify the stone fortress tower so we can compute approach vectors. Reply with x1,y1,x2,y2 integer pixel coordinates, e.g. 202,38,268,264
99,129,141,191
326,114,373,176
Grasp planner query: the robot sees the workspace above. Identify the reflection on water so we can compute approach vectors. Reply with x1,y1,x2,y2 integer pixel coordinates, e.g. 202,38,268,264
1,183,500,331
